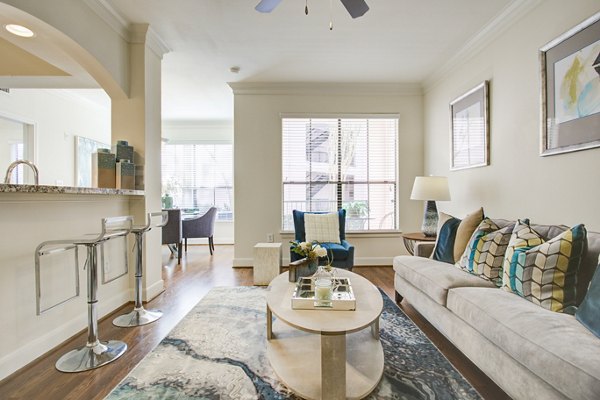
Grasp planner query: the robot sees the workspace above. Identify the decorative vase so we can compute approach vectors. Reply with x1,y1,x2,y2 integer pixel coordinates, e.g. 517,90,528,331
162,194,173,209
290,258,319,282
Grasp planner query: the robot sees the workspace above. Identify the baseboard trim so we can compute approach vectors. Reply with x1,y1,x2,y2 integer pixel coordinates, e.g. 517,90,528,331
0,290,130,381
232,258,253,267
144,279,165,302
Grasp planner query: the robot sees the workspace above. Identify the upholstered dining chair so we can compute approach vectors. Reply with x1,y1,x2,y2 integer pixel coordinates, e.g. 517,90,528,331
182,207,218,255
161,209,183,264
291,209,354,270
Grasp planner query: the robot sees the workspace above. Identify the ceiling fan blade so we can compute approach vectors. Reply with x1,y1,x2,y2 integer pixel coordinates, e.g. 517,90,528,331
339,0,369,18
255,0,284,13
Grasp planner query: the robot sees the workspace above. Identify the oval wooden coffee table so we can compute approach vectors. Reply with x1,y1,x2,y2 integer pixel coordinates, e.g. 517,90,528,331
266,269,384,400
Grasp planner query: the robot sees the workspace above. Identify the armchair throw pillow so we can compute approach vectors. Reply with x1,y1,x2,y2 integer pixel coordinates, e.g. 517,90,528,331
503,220,587,313
304,212,341,244
455,218,514,286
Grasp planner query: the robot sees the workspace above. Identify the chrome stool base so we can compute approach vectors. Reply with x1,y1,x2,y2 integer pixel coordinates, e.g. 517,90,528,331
55,340,127,373
113,308,163,327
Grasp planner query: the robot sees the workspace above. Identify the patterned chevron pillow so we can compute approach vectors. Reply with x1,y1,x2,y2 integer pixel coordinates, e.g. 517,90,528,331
455,218,515,286
502,221,587,313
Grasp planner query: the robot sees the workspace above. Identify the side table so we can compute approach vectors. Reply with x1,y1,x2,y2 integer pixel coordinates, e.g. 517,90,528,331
253,242,282,285
401,232,436,256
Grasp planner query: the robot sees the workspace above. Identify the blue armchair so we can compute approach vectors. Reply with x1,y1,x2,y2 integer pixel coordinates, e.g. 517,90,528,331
291,209,354,270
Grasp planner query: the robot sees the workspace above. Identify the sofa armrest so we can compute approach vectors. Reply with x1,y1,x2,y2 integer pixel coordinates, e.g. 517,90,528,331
414,241,435,258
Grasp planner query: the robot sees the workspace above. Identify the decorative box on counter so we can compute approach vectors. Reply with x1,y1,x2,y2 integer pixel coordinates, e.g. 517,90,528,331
116,159,135,190
113,140,134,163
135,164,144,190
291,276,356,311
92,148,116,188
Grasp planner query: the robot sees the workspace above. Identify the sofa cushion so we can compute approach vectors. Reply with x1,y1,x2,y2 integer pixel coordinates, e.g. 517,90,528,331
576,261,600,338
447,287,600,400
504,222,587,313
393,255,495,306
455,218,514,286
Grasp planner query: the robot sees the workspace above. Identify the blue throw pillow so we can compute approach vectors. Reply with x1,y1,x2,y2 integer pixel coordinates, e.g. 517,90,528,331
432,216,461,264
576,263,600,338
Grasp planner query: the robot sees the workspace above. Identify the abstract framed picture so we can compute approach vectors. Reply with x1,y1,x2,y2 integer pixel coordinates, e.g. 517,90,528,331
540,12,600,156
450,81,489,171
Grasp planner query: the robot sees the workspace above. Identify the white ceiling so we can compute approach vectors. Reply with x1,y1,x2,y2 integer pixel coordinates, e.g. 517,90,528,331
106,0,514,121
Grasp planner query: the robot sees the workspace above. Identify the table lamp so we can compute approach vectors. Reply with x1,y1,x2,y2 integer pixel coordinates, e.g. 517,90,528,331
410,176,451,237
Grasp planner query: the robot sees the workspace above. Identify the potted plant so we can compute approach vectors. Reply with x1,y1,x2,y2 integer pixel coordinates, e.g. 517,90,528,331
343,201,369,230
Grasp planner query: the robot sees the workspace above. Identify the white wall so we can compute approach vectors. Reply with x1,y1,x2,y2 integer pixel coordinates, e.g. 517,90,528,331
424,0,600,232
0,4,165,381
231,83,424,266
162,120,234,244
0,88,111,186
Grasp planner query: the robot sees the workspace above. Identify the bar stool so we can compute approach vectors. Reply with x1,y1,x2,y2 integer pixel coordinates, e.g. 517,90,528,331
113,211,167,327
38,216,133,373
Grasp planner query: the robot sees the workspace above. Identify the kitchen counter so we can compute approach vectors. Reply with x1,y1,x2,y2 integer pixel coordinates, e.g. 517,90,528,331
0,184,144,196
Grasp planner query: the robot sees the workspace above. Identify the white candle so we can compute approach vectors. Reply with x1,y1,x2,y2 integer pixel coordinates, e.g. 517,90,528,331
315,279,332,301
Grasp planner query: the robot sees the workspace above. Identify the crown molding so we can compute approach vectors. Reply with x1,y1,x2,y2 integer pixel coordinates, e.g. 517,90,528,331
163,120,233,129
423,0,543,92
86,0,170,57
145,26,171,58
228,82,423,96
84,0,129,41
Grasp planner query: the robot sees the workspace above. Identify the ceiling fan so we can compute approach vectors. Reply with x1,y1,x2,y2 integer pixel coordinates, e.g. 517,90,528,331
255,0,370,19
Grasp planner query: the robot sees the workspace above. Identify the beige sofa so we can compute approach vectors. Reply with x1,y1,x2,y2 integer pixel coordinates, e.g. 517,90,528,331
393,223,600,400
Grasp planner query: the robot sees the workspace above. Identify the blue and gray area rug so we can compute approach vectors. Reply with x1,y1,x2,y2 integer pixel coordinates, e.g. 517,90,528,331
106,287,480,399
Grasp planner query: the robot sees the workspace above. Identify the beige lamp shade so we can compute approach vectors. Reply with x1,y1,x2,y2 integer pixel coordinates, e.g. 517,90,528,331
410,176,451,201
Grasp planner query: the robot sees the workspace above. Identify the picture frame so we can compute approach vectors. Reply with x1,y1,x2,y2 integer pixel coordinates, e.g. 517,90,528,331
450,81,489,170
540,12,600,156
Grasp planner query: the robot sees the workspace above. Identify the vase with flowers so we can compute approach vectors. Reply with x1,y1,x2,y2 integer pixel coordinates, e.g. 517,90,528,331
289,241,328,280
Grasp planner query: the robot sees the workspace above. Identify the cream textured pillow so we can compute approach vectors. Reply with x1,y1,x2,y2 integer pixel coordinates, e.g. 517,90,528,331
305,213,341,244
453,207,484,262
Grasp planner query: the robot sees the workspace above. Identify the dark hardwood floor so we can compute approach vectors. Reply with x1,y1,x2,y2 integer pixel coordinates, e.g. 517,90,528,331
0,245,509,400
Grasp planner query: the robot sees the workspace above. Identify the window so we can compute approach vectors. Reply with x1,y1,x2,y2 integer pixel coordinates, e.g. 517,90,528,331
9,142,24,184
162,143,233,221
282,117,398,232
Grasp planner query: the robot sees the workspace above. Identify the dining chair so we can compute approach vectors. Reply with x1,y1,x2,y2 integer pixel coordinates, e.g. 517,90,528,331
161,209,182,264
182,207,218,255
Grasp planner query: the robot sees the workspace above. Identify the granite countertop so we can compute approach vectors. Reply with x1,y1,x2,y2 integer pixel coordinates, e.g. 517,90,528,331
0,184,144,196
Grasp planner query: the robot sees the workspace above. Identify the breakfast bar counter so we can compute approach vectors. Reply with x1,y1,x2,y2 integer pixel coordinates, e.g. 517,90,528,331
0,183,144,196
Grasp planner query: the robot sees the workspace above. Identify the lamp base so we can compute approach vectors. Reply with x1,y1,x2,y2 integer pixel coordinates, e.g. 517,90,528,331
421,200,438,237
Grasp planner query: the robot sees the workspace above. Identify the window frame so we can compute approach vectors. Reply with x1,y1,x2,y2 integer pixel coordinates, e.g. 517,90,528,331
280,113,400,234
161,140,234,222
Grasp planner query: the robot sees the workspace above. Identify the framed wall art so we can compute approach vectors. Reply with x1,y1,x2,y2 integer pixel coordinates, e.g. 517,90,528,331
540,12,600,156
450,81,489,170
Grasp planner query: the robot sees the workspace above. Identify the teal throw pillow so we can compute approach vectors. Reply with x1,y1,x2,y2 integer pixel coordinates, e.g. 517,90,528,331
432,215,461,264
576,262,600,338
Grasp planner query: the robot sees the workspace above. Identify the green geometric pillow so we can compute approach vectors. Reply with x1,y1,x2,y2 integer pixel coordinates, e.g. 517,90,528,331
455,218,514,286
502,219,543,293
503,222,587,313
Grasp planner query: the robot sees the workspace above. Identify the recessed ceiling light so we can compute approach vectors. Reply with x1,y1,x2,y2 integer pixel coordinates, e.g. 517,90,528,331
5,24,35,38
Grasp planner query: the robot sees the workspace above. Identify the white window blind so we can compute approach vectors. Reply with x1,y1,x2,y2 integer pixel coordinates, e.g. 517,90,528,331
161,143,233,221
282,117,398,232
